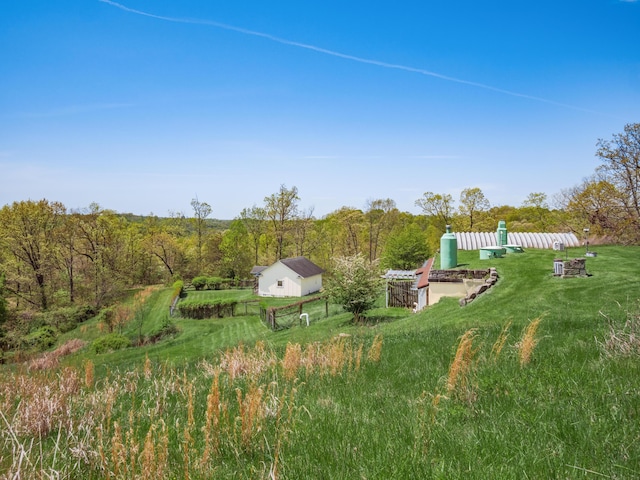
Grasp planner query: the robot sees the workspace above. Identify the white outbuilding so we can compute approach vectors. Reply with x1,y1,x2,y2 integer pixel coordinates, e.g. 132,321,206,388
256,256,324,298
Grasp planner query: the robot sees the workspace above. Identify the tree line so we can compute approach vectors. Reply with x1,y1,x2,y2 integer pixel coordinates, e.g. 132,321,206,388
0,123,638,340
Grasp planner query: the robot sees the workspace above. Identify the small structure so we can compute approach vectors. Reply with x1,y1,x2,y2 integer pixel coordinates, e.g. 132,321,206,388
479,246,506,259
255,257,324,297
250,265,268,294
555,258,589,278
383,269,419,309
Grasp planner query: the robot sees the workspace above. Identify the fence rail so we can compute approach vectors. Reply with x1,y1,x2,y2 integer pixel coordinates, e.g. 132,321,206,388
260,296,338,330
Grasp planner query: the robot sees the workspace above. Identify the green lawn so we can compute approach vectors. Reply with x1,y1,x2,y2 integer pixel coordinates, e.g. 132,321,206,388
2,245,639,479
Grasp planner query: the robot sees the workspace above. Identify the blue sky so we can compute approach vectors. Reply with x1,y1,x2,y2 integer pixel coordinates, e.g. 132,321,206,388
1,1,639,219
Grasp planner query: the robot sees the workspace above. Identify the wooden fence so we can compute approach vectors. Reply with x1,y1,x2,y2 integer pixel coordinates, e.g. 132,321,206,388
386,281,418,309
260,296,334,330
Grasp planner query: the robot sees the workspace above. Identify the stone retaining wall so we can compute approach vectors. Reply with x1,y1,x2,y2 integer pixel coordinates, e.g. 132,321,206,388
444,268,499,306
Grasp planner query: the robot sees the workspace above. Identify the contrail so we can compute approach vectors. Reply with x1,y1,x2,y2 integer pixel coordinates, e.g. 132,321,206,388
99,0,599,113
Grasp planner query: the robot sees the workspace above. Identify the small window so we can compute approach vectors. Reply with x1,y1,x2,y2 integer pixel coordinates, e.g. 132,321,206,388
277,280,283,287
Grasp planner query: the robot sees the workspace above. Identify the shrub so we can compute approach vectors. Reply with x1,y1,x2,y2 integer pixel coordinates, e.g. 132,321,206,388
38,305,97,333
92,333,131,354
148,317,180,343
206,276,224,290
74,305,97,323
172,280,185,298
178,299,238,319
192,276,209,291
325,254,385,323
22,326,58,351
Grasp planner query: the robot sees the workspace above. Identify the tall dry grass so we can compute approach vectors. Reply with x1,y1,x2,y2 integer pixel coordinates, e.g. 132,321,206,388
490,321,511,362
28,338,88,371
598,300,640,357
446,328,478,402
518,317,542,367
417,320,544,451
0,334,383,479
367,334,383,363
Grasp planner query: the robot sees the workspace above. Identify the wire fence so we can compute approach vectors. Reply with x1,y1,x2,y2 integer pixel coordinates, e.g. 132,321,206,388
260,296,343,330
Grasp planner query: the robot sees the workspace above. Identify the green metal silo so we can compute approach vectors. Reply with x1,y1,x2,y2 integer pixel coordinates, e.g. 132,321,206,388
440,225,458,269
496,220,508,247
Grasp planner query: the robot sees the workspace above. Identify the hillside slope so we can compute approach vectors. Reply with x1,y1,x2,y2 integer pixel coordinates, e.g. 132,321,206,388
2,245,639,479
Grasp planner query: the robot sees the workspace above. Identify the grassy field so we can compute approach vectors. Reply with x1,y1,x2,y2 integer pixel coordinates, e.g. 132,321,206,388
1,245,639,478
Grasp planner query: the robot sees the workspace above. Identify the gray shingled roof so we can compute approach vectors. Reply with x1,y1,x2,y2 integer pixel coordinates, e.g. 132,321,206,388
280,256,324,278
250,266,268,276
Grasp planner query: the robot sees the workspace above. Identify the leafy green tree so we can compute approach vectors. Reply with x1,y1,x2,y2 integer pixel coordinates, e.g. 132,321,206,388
324,254,385,323
202,231,224,274
325,207,366,257
54,211,80,304
415,192,455,231
0,272,7,327
519,192,551,231
191,197,212,272
459,187,490,230
559,175,626,238
595,123,640,243
365,198,399,263
144,229,187,280
264,184,299,261
381,224,430,270
219,220,253,279
522,192,549,210
0,199,65,310
73,203,129,308
239,205,267,265
292,207,317,258
313,215,343,268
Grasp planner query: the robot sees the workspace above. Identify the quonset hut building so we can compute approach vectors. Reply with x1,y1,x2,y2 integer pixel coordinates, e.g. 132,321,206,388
454,220,580,250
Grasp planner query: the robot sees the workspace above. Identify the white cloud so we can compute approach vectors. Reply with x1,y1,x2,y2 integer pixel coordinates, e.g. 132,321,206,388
99,0,603,114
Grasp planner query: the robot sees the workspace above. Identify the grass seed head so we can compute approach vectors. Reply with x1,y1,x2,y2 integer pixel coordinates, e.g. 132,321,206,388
446,329,478,399
367,334,383,363
518,317,542,367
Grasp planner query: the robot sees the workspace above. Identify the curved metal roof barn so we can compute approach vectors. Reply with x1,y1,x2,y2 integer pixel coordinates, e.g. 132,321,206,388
455,231,580,250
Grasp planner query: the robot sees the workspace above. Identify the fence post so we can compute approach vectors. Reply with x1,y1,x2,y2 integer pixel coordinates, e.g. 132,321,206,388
268,308,276,330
